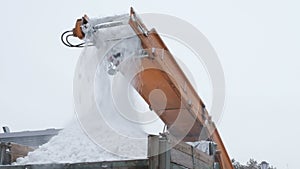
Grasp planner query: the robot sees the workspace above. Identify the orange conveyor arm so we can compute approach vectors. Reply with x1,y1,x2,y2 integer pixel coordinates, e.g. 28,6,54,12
128,8,234,169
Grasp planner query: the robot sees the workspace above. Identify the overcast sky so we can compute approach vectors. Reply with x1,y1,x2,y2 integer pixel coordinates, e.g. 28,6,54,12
0,1,299,168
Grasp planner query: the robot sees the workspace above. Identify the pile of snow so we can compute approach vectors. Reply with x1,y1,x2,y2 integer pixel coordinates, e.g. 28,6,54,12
15,120,137,164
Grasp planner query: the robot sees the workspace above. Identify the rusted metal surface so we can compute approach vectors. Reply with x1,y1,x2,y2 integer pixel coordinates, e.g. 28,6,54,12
10,143,34,163
0,142,33,165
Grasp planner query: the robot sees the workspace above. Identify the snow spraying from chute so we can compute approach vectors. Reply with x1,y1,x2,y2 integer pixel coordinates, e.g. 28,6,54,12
15,15,164,164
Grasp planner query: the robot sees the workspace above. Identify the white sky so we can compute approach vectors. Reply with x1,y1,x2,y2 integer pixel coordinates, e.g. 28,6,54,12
0,1,299,168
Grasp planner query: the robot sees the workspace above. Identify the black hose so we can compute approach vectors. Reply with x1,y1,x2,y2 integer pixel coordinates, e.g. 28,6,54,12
61,30,73,47
61,30,90,48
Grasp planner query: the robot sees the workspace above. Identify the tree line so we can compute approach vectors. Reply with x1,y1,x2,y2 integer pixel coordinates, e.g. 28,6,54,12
232,158,276,169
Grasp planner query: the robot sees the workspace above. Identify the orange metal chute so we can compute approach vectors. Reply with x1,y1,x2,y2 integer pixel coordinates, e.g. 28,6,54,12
128,8,234,169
